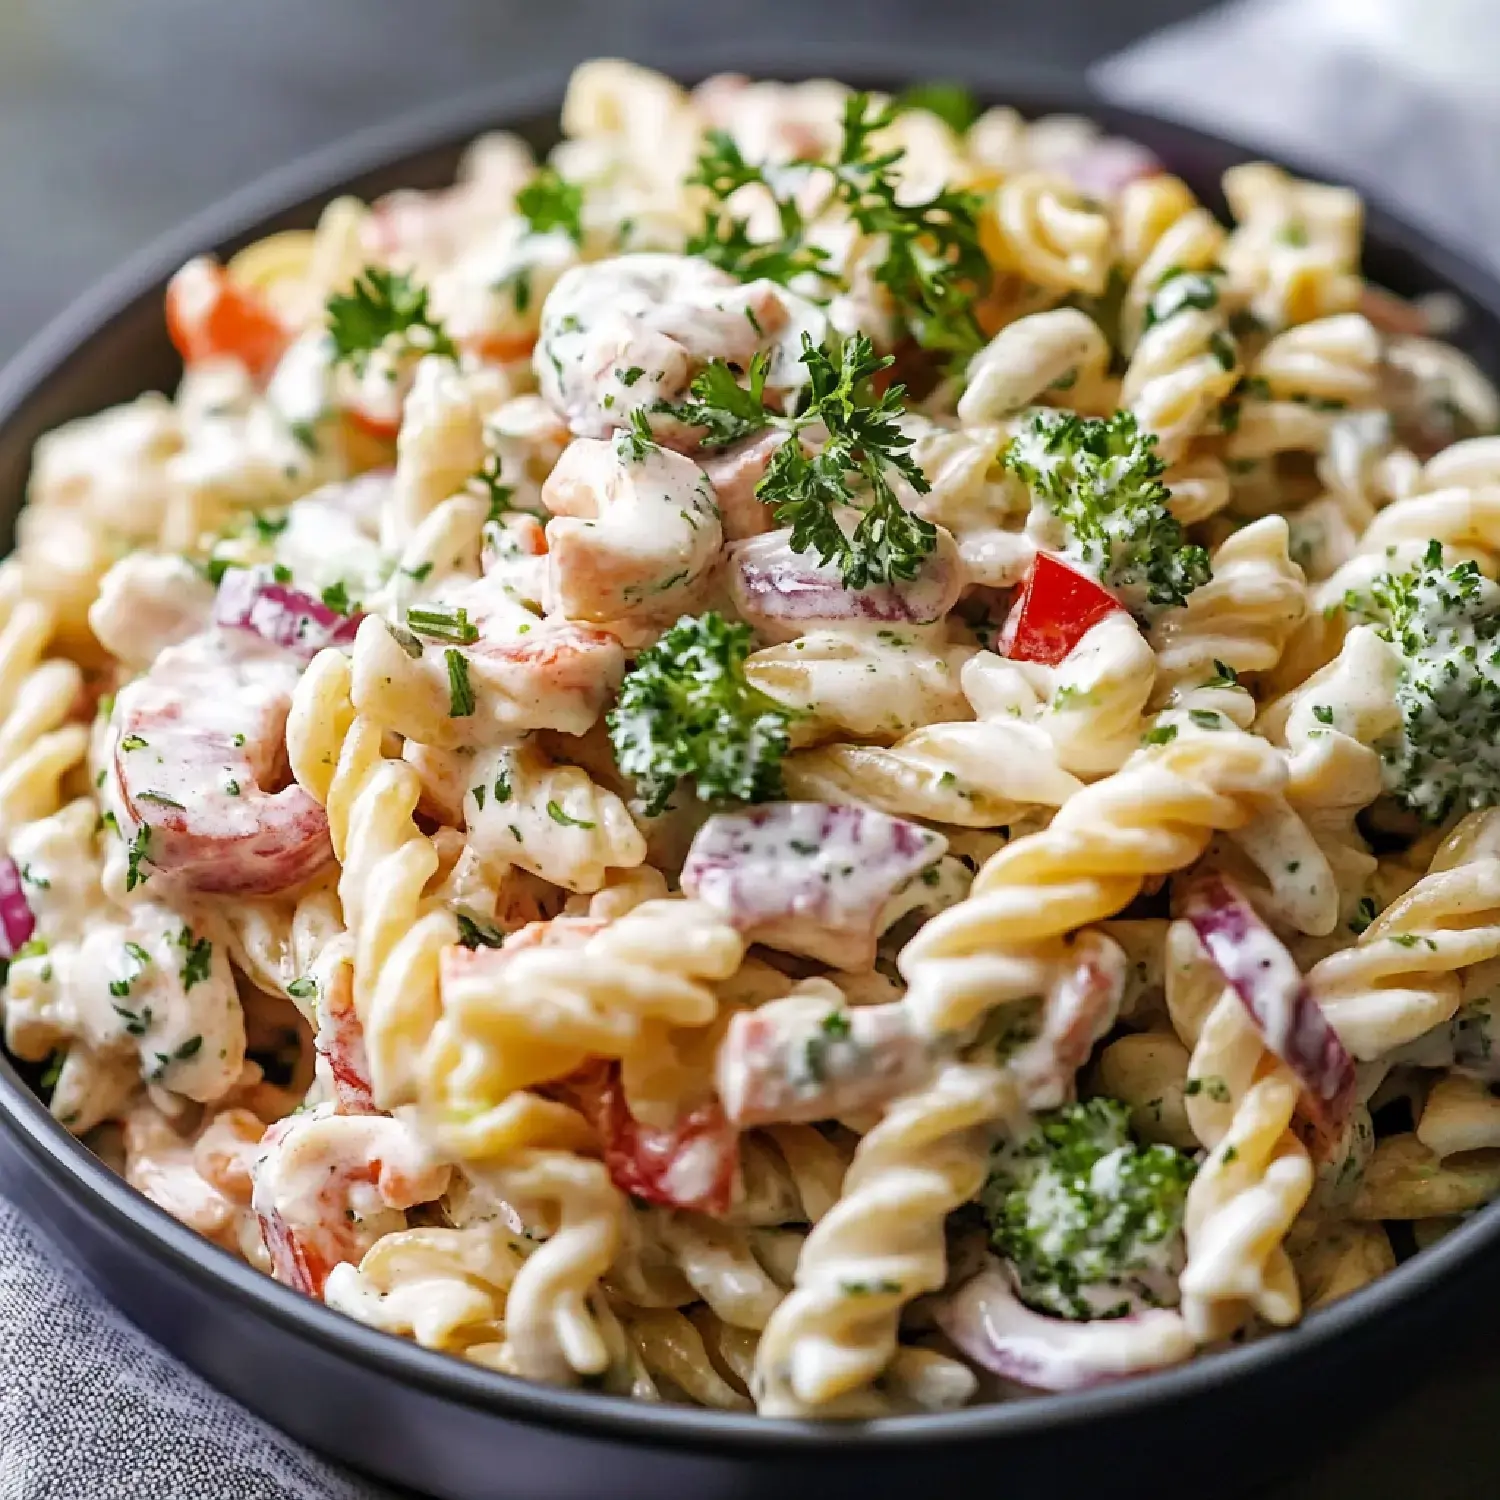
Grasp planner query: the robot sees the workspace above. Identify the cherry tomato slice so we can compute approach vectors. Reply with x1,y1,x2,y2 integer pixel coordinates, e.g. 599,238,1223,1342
564,1061,738,1217
1000,551,1123,665
165,256,289,381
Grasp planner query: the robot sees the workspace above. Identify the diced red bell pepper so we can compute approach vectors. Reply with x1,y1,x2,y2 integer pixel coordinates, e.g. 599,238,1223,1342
165,256,289,381
999,551,1123,666
564,1061,738,1217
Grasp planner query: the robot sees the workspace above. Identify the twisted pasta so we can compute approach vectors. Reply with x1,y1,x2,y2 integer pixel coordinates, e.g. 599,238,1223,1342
985,172,1112,297
1307,809,1500,1061
1117,176,1240,460
1221,163,1363,331
287,647,623,1384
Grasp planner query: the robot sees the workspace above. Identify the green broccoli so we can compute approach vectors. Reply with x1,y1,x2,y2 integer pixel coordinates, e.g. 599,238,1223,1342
980,1097,1196,1321
607,612,793,816
1002,409,1211,620
1348,539,1500,823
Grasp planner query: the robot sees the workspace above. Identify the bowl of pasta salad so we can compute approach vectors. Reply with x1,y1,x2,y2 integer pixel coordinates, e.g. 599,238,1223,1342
1,52,1499,1500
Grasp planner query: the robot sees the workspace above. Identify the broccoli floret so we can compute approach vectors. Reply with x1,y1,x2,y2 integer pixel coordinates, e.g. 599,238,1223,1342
980,1097,1196,1321
1348,539,1500,823
1002,409,1211,620
607,612,792,816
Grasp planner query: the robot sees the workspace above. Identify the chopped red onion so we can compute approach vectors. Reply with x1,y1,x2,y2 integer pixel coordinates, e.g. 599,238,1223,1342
0,857,35,959
214,567,362,661
936,1261,1193,1392
728,528,963,644
1053,139,1163,201
1182,873,1356,1138
681,802,946,970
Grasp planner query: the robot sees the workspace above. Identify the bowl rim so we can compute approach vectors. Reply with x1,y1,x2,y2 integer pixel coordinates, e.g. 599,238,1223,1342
3,43,1500,1454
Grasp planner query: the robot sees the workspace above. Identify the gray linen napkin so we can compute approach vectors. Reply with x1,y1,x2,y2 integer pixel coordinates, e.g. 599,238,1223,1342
0,1203,394,1500
2,5,1495,1495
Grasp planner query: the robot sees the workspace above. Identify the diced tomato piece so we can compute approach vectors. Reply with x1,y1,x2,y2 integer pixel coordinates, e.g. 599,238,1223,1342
344,406,402,444
999,551,1123,666
463,331,540,364
564,1061,738,1217
165,256,289,381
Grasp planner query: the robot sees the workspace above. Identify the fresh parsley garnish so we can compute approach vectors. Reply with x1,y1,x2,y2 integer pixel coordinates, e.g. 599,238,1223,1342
685,92,988,359
617,407,659,464
125,826,152,892
176,927,213,991
407,604,480,645
326,266,456,376
686,130,835,289
516,166,584,246
445,649,475,718
546,800,596,830
659,331,936,588
320,580,358,617
455,911,506,949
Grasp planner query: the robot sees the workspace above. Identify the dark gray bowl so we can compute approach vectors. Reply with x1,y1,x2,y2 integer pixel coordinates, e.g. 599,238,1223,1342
1,54,1497,1500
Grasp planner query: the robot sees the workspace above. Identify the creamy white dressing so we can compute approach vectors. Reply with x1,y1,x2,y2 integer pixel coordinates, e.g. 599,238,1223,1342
350,578,624,749
533,252,827,442
463,739,645,894
429,218,580,353
89,553,217,671
729,526,964,645
746,623,975,744
252,1104,451,1288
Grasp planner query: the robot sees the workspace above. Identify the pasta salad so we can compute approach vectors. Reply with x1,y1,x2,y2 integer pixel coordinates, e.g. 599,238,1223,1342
4,58,1500,1419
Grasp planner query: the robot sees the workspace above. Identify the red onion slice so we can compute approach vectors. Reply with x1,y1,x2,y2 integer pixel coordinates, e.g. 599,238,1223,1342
214,567,362,661
728,528,963,644
1182,873,1356,1138
0,857,35,958
681,802,946,970
1054,138,1164,201
936,1261,1193,1392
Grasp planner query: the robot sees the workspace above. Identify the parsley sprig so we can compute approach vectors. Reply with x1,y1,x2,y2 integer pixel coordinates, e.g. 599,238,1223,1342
659,331,935,588
687,131,835,289
827,94,989,360
327,267,456,376
685,92,988,359
516,166,584,246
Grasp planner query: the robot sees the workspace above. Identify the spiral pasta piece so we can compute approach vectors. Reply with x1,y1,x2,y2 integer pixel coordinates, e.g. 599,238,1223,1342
781,648,1084,826
1116,176,1240,461
1228,316,1382,463
985,172,1112,297
0,566,90,842
1221,163,1363,331
755,715,1286,1413
287,648,623,1384
1307,809,1500,1061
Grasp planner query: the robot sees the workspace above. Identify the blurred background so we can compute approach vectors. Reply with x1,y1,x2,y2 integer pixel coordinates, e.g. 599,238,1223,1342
2,0,1498,1494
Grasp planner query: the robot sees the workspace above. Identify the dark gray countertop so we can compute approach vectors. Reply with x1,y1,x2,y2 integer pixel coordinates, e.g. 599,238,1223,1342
1,2,1496,1495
